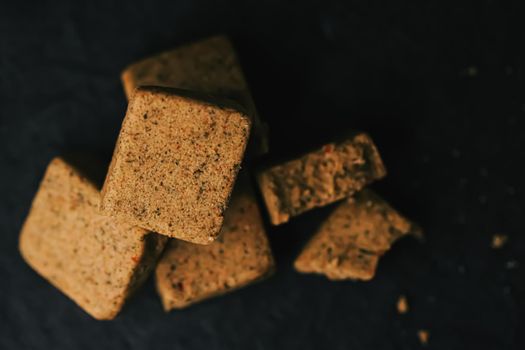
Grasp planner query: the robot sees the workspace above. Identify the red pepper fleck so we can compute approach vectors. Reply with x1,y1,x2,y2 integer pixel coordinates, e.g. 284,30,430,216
323,144,334,154
131,256,139,263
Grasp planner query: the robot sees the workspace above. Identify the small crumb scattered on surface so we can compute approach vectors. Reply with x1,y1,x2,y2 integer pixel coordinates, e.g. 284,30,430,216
418,330,430,346
466,66,478,76
426,295,437,303
479,167,488,177
491,234,508,249
506,260,518,269
397,295,408,314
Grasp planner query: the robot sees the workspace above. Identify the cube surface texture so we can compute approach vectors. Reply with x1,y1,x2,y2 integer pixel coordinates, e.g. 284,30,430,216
101,86,251,244
155,174,274,310
19,157,166,320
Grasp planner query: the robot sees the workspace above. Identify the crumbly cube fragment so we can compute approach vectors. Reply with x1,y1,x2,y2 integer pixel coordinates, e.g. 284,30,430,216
294,189,419,281
100,86,251,244
491,234,508,249
397,295,409,314
257,133,386,225
297,246,379,281
418,330,430,345
121,35,268,155
19,157,166,320
155,174,274,310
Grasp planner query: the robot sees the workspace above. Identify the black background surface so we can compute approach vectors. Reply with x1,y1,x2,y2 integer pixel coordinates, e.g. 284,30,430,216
1,1,524,349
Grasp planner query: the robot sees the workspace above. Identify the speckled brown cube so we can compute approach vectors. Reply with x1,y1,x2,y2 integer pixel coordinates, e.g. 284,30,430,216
155,174,274,310
257,133,387,225
100,86,251,244
19,157,166,320
121,35,268,155
294,189,420,281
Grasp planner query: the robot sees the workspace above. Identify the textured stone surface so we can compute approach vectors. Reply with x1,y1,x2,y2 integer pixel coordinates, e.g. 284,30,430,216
19,157,166,320
100,86,251,244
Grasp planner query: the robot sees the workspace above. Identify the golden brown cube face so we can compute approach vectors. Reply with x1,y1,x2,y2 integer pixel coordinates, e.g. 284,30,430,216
155,175,274,310
258,133,387,225
294,189,418,281
121,36,248,101
100,86,251,244
121,35,268,155
19,157,166,320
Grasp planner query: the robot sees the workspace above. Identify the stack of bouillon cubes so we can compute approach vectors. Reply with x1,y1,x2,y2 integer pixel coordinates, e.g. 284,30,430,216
19,36,420,320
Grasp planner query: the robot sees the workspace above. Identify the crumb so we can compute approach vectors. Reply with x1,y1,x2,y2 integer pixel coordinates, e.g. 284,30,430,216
491,234,508,249
478,195,487,204
505,186,515,196
506,260,518,269
397,295,409,314
426,295,437,303
466,66,478,77
451,148,461,158
418,330,429,346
